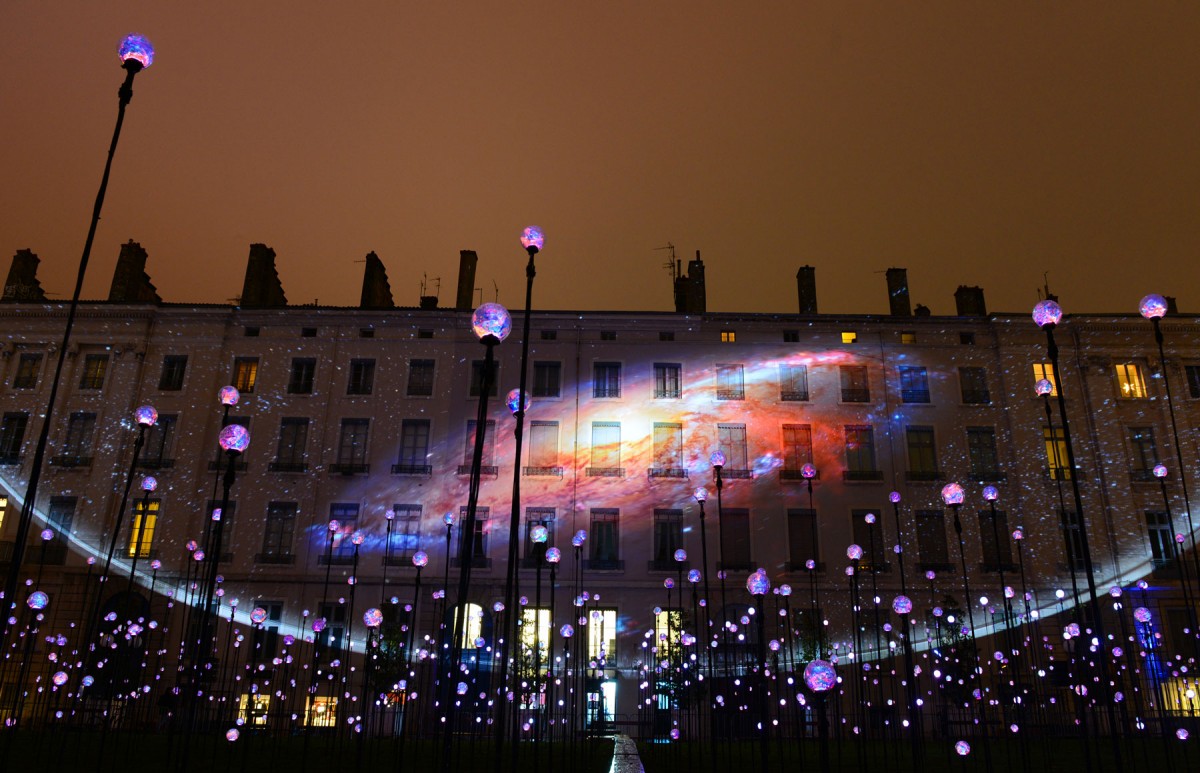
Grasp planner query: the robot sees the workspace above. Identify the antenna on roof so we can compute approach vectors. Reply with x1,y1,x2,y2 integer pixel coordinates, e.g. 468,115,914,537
492,280,500,303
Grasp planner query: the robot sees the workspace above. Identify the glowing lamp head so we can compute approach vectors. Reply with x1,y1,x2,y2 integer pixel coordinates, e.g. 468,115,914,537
328,519,341,533
1134,607,1152,623
864,513,876,525
351,531,365,546
1035,378,1054,397
800,463,817,480
1012,527,1024,541
940,482,965,506
955,741,971,757
889,491,901,504
27,591,49,610
520,225,545,252
687,569,702,583
803,659,837,692
412,550,429,567
218,386,240,406
363,608,384,628
40,528,54,541
846,544,864,561
805,559,816,570
52,671,68,687
546,547,562,563
443,512,456,527
709,450,726,468
506,389,530,416
1032,299,1063,328
663,578,674,589
118,34,154,69
151,559,161,570
531,525,549,544
471,302,512,342
982,485,999,502
925,569,936,580
673,549,687,563
1153,463,1168,479
746,568,770,596
1139,293,1168,320
250,607,268,625
141,476,158,492
218,424,250,453
779,583,792,597
572,529,587,547
693,487,709,503
892,595,913,615
560,624,574,638
134,405,158,426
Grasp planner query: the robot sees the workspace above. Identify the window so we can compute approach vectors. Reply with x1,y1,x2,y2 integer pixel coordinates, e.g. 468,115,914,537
13,353,42,389
454,505,490,567
659,331,675,342
600,331,617,341
57,412,97,465
0,412,30,463
1128,427,1158,481
783,330,799,343
540,330,557,341
715,364,745,400
654,608,685,662
469,360,499,397
406,359,435,396
651,509,684,570
206,500,237,542
461,419,497,475
840,365,869,402
387,504,421,563
960,332,975,345
128,499,159,558
1186,365,1200,399
588,607,618,660
288,358,316,394
719,508,751,570
523,507,556,561
1145,511,1174,567
841,331,857,344
899,366,930,403
593,362,621,398
900,332,917,345
316,602,347,654
519,607,553,658
905,426,939,480
301,327,317,337
526,420,561,475
158,355,187,391
359,327,374,338
261,502,297,561
142,414,177,468
588,509,621,569
588,422,622,476
532,361,561,398
334,419,370,473
977,509,1012,570
1115,363,1148,399
244,326,260,337
232,357,259,393
272,417,309,472
780,363,809,401
79,354,108,390
781,424,814,479
249,603,282,664
653,363,681,399
959,367,990,404
417,329,433,339
1043,426,1069,480
716,423,749,476
1032,363,1057,396
966,427,1002,481
347,359,375,395
915,510,950,568
844,425,880,480
48,496,77,532
787,508,818,568
0,495,5,531
650,422,684,477
720,331,736,343
394,419,431,474
1062,510,1085,571
851,510,886,571
328,504,360,561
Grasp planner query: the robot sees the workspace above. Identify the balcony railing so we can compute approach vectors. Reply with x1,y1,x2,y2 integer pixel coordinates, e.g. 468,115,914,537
905,470,943,482
584,558,625,571
318,553,357,566
780,390,809,402
208,459,249,472
1130,469,1158,483
980,562,1019,574
384,553,417,567
780,468,819,481
719,469,753,479
255,552,296,565
971,471,1007,483
138,458,175,470
961,390,991,405
653,389,681,399
843,470,884,482
841,388,870,403
50,455,92,468
717,560,754,572
716,390,745,401
917,562,955,573
458,464,498,476
330,463,369,475
269,461,308,473
648,467,688,479
1044,467,1072,481
900,389,930,404
391,463,432,475
586,467,625,478
450,556,491,569
648,559,690,572
523,466,564,477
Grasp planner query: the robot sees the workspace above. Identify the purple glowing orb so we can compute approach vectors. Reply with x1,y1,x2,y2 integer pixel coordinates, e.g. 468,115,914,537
364,608,384,628
218,423,250,453
800,463,818,480
351,531,365,546
443,512,456,527
982,485,998,502
505,389,530,415
531,525,549,544
693,487,709,503
572,529,587,547
673,549,687,563
846,544,864,561
40,528,53,541
1139,293,1168,320
471,302,512,342
134,405,158,427
27,591,49,610
226,728,240,742
955,740,971,756
250,607,268,624
893,595,913,615
710,450,726,468
118,34,155,69
746,568,770,595
412,550,429,568
560,624,574,638
141,476,158,492
688,569,702,583
1032,299,1063,328
52,671,68,687
218,386,240,406
546,547,562,564
1134,607,1152,623
779,583,792,597
941,482,965,506
520,225,545,252
312,617,327,633
803,660,837,692
864,512,876,525
1153,463,1168,479
1035,378,1054,397
889,491,901,504
664,578,675,589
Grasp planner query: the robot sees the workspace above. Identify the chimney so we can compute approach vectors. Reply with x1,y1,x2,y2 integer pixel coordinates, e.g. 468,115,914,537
1165,296,1179,315
886,268,911,316
456,250,478,311
796,266,818,314
673,250,706,314
914,304,931,317
359,252,394,309
954,285,987,317
239,243,287,307
107,240,161,303
2,249,47,302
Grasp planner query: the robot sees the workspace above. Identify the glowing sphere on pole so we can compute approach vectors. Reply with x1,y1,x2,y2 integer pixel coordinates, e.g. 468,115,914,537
531,525,549,544
141,476,158,492
846,544,864,561
982,485,999,502
1032,299,1063,328
560,624,574,638
800,463,817,479
1153,464,1168,479
250,607,268,624
779,584,792,597
1134,607,1152,623
118,34,155,68
546,547,562,564
746,568,770,595
412,550,429,568
693,487,709,503
955,740,971,756
688,569,702,583
1035,378,1054,397
889,491,901,504
506,389,530,416
52,671,68,687
443,512,456,527
893,595,913,615
471,303,512,342
1139,293,1168,320
218,385,240,406
673,549,687,563
572,530,587,547
710,450,726,468
27,591,49,610
364,608,384,628
520,225,545,252
941,482,965,506
218,424,250,453
134,405,158,426
803,660,837,692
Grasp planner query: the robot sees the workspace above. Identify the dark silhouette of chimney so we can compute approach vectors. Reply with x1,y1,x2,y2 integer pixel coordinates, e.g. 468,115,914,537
107,240,161,303
359,252,394,309
2,249,47,302
239,244,287,307
914,304,931,317
796,266,817,314
1165,296,1179,315
954,285,987,317
673,251,706,314
456,250,478,311
886,268,911,316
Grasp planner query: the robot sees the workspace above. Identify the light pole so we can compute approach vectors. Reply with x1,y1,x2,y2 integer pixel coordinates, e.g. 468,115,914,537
746,569,771,773
5,34,157,609
888,490,922,763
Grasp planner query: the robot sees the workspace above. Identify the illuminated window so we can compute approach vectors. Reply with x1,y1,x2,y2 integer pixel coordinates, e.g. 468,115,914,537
1043,426,1070,480
12,353,42,389
1114,363,1147,399
232,357,258,393
526,420,560,475
653,608,684,661
720,331,736,343
0,496,6,531
781,424,813,478
588,422,622,476
520,607,552,653
716,423,749,474
128,499,159,558
1032,363,1057,396
587,607,618,660
347,358,375,395
900,332,916,344
305,696,338,727
650,422,684,476
239,694,271,726
78,354,108,390
456,602,485,648
841,331,857,344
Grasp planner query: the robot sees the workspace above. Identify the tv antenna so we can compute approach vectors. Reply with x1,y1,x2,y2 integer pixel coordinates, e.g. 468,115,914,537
492,279,500,303
420,273,441,299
